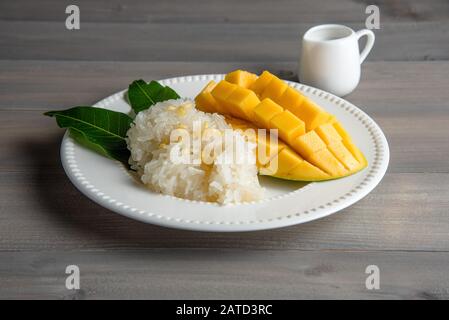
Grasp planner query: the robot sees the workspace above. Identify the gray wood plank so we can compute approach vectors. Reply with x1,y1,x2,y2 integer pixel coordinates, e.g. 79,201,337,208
1,61,448,110
2,108,449,174
1,0,448,23
1,250,449,299
0,168,448,252
1,21,448,61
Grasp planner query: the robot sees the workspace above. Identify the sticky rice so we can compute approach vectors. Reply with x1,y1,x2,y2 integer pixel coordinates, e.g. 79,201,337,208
126,99,264,204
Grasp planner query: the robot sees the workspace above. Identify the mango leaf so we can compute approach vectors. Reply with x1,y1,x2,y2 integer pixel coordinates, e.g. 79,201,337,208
127,79,180,113
44,106,133,165
68,127,130,165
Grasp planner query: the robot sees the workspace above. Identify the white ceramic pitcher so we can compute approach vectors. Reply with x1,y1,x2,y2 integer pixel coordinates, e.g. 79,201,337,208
299,24,375,97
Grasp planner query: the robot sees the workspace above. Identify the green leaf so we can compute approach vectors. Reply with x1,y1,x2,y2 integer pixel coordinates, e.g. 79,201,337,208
128,79,180,113
68,128,130,165
44,106,133,165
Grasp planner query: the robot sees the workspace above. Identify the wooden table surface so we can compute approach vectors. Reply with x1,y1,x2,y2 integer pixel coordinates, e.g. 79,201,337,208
1,0,449,299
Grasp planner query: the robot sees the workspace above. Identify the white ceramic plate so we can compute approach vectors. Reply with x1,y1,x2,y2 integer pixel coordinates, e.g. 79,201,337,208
61,74,389,232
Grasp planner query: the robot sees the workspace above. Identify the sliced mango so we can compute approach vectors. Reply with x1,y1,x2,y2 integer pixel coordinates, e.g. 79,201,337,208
210,80,237,114
332,121,351,141
315,123,342,145
333,121,367,165
225,70,258,89
225,115,255,130
315,123,360,171
308,148,348,176
226,87,260,120
285,160,330,181
270,110,305,145
253,98,283,128
261,77,288,102
260,148,303,177
194,80,219,113
293,99,330,131
250,71,275,95
255,71,331,131
342,139,367,166
255,133,285,167
328,141,360,171
291,130,326,158
195,70,368,182
277,86,305,110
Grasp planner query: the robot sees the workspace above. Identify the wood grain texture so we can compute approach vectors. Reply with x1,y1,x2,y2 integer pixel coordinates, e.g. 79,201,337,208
1,250,449,299
1,0,449,300
1,61,448,109
1,21,448,61
1,0,448,23
0,165,448,251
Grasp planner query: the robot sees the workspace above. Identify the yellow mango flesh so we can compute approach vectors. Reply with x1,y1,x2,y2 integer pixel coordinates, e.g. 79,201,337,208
308,148,348,176
250,71,275,95
261,77,288,102
333,121,367,166
291,128,358,175
293,99,331,131
255,133,286,167
194,70,368,181
226,87,260,120
210,80,239,114
253,98,283,128
194,80,219,113
277,86,305,110
315,123,360,170
225,70,258,89
256,71,331,131
227,117,335,182
285,161,330,181
328,141,360,171
260,148,304,177
270,110,305,145
315,123,341,145
291,131,327,158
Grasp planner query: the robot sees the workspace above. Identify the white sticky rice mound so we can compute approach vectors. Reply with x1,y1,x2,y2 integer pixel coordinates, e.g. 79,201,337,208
126,99,264,204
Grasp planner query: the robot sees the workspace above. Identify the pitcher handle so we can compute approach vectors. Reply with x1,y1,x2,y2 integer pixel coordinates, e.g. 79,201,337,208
356,29,375,64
